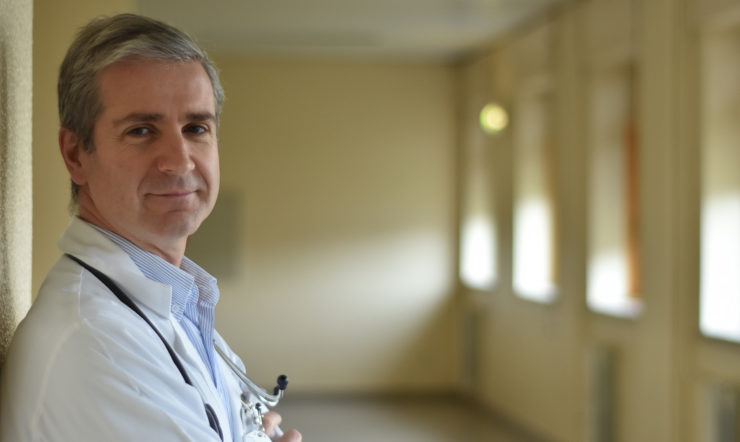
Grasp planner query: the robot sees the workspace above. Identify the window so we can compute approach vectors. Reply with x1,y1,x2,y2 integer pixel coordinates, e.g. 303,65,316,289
512,84,557,302
586,64,642,318
699,25,740,342
459,108,497,291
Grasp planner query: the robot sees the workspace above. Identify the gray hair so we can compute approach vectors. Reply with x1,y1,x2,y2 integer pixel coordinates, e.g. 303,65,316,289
58,13,225,201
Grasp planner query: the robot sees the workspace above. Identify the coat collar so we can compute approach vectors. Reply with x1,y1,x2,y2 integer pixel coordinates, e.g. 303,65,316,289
58,217,173,319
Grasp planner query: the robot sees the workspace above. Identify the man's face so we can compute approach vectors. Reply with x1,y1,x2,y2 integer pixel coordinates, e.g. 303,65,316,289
74,59,220,261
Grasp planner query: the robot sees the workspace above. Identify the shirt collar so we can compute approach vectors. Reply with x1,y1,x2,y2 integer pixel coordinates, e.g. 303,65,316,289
91,226,219,319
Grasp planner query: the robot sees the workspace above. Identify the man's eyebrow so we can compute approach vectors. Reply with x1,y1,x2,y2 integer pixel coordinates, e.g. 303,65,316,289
187,112,217,123
112,113,162,127
111,112,217,127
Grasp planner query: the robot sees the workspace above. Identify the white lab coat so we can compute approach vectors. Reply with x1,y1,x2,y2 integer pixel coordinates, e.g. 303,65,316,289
0,218,257,442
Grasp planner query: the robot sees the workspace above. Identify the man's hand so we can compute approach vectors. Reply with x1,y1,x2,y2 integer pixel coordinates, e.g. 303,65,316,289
262,411,302,442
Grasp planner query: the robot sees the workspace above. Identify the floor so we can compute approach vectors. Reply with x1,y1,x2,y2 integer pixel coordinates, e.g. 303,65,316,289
277,394,548,442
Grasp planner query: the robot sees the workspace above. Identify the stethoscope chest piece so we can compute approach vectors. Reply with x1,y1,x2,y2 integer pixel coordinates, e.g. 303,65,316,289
240,393,268,439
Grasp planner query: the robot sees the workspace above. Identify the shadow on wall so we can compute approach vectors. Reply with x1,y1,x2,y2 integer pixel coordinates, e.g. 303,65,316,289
187,188,244,279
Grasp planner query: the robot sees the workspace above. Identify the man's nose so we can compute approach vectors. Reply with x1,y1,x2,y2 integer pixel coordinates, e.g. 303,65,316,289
157,132,195,174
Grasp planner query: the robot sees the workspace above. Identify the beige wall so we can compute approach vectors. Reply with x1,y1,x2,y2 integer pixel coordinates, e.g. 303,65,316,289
193,57,461,393
32,0,135,297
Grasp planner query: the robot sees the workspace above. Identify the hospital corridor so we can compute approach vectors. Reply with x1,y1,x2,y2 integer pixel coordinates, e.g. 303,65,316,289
3,0,740,441
279,395,543,441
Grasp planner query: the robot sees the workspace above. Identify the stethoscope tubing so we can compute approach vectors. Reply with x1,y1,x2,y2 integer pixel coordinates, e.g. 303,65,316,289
214,344,284,407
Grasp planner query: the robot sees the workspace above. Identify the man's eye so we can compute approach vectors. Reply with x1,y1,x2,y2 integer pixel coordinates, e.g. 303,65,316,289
128,127,151,136
185,125,208,135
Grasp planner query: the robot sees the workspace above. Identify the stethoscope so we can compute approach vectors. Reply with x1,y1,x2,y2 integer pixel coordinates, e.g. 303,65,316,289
66,254,289,441
214,343,289,440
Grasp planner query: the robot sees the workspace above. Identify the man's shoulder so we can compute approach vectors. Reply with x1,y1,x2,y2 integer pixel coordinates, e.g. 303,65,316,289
0,257,213,441
2,262,134,432
1,256,176,425
9,256,160,374
33,254,126,325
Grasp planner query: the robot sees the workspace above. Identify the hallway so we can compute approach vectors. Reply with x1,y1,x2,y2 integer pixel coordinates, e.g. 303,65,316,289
279,395,547,442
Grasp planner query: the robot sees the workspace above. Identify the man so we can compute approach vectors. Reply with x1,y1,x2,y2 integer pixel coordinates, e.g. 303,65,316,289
0,13,301,442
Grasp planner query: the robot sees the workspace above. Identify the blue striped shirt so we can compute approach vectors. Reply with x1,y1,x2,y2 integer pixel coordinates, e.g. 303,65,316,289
92,226,233,432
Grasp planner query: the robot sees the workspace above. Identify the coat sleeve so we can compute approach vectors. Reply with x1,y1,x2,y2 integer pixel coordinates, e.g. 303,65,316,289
3,316,224,442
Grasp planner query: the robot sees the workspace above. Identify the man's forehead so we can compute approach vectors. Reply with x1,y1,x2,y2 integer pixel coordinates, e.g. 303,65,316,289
101,56,203,74
96,58,216,115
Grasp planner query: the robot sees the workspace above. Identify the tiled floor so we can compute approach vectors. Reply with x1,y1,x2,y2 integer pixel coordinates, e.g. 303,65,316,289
277,394,547,442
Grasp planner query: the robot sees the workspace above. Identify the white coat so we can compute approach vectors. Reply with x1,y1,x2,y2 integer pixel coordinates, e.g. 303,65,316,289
0,218,259,442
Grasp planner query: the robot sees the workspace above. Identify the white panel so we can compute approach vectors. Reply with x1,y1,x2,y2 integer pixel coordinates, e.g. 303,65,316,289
700,26,740,343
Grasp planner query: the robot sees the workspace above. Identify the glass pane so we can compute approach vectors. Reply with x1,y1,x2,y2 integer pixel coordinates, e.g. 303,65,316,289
700,28,740,342
586,64,642,318
512,89,557,302
460,115,497,291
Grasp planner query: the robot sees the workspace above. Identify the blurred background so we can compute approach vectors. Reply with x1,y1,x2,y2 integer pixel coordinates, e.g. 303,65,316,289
4,0,740,440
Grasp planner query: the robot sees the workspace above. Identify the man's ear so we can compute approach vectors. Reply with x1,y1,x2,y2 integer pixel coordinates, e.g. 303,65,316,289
59,127,88,185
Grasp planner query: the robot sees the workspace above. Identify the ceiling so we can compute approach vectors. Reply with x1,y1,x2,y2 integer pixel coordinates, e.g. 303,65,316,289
138,0,566,62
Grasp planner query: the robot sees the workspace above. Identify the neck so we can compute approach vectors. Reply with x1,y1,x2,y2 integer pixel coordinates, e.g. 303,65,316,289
76,193,186,267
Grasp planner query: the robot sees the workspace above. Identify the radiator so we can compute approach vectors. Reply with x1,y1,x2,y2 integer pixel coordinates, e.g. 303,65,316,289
585,345,616,442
